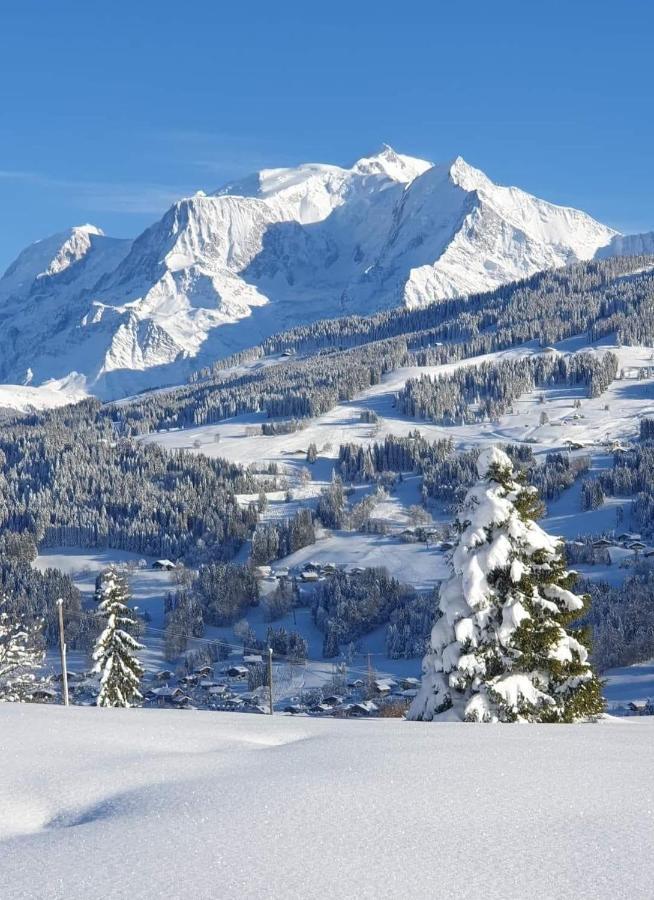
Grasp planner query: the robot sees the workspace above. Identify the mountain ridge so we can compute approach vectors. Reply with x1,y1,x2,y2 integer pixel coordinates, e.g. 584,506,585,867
0,147,620,399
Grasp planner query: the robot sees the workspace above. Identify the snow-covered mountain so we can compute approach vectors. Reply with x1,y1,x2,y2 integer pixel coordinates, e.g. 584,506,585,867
0,147,619,399
595,230,654,259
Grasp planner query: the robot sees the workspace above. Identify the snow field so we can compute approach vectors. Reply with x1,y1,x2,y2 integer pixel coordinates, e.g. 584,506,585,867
1,705,653,900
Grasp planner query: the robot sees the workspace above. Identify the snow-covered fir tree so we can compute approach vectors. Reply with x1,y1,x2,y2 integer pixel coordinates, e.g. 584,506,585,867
0,596,44,701
93,568,144,708
408,447,604,723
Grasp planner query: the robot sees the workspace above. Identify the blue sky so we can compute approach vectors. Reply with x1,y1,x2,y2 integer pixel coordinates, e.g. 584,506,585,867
1,0,653,270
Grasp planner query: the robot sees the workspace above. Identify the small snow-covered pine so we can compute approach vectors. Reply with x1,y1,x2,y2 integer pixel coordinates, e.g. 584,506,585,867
408,446,604,723
0,595,44,701
93,567,144,708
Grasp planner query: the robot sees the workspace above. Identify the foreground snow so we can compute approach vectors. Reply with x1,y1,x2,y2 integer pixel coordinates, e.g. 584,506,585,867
2,706,653,900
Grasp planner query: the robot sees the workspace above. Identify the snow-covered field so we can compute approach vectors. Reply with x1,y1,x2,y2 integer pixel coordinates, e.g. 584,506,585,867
1,705,653,900
144,340,654,469
142,339,654,562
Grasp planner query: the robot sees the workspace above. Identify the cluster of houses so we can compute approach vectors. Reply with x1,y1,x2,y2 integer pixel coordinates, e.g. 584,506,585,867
398,526,454,548
611,699,654,717
283,675,421,718
143,661,269,713
140,660,422,717
254,560,341,583
589,532,653,565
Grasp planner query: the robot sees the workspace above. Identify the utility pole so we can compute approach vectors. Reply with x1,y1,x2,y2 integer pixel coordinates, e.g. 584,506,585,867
56,598,69,707
267,646,274,715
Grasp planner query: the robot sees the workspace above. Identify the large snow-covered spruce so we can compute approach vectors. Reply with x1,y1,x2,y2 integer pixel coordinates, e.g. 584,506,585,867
0,596,44,701
0,147,617,400
93,567,144,707
409,447,603,723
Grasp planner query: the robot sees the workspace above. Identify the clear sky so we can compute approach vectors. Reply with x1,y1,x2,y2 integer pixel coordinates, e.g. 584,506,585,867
1,0,653,270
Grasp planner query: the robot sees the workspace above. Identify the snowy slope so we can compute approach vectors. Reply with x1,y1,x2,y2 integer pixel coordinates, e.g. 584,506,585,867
596,230,654,258
0,147,617,399
2,705,653,900
0,378,87,413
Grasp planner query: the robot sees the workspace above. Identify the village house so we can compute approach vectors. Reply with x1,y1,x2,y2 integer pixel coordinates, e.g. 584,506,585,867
373,678,397,695
29,686,57,703
146,686,185,706
152,559,176,571
345,701,378,717
194,665,214,678
300,569,320,582
224,665,249,679
154,670,175,682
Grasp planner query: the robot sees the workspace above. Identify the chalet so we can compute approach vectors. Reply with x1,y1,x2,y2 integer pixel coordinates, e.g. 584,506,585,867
284,704,305,715
179,673,200,686
373,678,397,695
243,654,264,666
29,686,57,702
321,562,337,575
171,694,194,709
223,697,244,710
208,684,229,696
154,670,175,682
399,528,419,543
628,541,647,552
592,538,614,549
199,679,219,689
321,695,343,707
346,700,378,717
617,532,641,543
194,665,214,677
348,678,365,689
152,559,176,571
273,566,290,578
303,561,321,573
399,676,420,690
146,686,185,705
310,703,334,715
225,665,249,678
300,570,320,582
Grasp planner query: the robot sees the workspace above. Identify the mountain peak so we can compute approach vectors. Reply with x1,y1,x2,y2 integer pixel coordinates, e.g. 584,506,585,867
446,156,492,192
352,145,431,183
